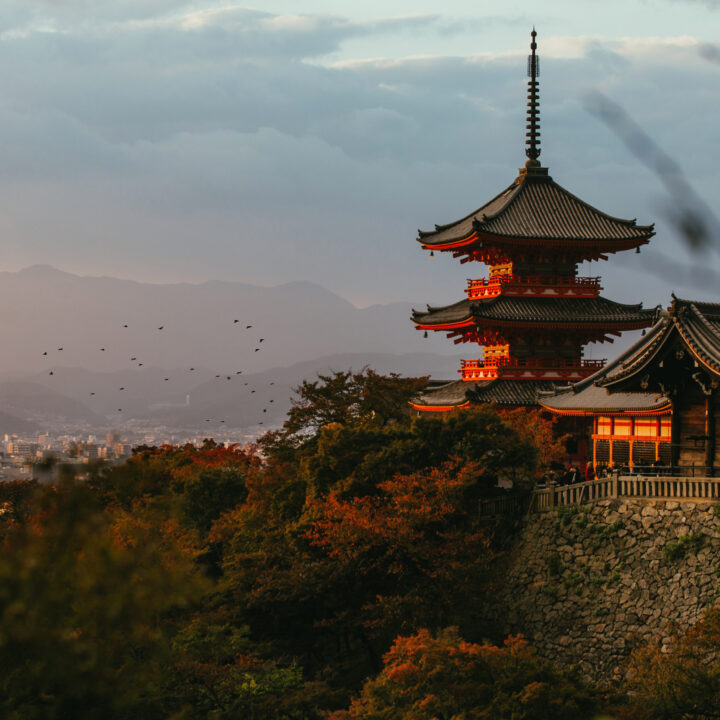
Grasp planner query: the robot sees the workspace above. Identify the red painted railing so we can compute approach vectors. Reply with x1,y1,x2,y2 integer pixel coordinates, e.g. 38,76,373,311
467,275,602,299
460,357,606,381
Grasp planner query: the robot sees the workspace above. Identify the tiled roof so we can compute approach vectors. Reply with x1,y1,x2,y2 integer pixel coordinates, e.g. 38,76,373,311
466,379,558,406
412,379,474,407
418,168,654,247
412,379,557,407
673,300,720,374
412,296,656,327
600,298,720,387
539,384,670,414
540,297,720,413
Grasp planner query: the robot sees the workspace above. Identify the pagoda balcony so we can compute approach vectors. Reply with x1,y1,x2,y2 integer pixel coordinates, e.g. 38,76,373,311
460,357,605,382
466,275,602,299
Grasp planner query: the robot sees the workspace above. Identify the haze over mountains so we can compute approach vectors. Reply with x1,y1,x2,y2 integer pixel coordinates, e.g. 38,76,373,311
0,266,464,430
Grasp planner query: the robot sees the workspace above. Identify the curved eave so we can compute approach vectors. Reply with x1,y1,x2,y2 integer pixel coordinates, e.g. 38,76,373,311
419,230,653,253
674,319,720,377
415,318,652,331
598,323,674,389
538,401,673,417
414,318,474,331
409,401,471,412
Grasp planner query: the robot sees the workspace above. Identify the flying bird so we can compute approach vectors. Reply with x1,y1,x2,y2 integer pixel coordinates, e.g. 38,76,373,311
119,387,125,391
42,351,47,356
263,409,267,413
269,399,274,403
259,338,264,343
254,348,259,352
251,390,256,394
158,326,164,330
269,382,274,385
100,348,105,351
236,371,242,375
123,324,128,328
215,374,221,378
57,347,63,351
49,371,54,376
234,319,239,324
164,378,169,381
138,363,143,366
190,367,195,371
131,357,137,361
246,325,252,329
90,392,95,396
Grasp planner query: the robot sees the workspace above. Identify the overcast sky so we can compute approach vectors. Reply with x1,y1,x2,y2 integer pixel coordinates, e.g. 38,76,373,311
0,0,719,309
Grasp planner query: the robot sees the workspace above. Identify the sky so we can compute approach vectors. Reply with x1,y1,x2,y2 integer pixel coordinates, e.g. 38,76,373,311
0,0,719,311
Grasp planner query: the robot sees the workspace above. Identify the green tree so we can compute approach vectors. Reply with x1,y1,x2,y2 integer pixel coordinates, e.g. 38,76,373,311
170,619,328,719
260,368,429,457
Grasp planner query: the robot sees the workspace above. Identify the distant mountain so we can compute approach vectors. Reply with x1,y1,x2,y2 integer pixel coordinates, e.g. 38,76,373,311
0,410,38,435
3,351,463,430
0,266,453,379
140,351,464,429
0,266,470,431
0,381,105,427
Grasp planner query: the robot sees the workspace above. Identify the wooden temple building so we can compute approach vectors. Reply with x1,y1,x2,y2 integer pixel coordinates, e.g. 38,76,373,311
410,30,657,412
541,298,720,475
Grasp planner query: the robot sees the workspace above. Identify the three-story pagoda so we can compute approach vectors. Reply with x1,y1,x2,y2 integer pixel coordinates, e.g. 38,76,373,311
411,30,657,411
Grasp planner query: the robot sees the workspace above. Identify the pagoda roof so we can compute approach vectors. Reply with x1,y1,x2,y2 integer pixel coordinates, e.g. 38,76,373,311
411,378,557,409
466,379,558,406
599,298,720,389
412,295,656,329
417,167,654,249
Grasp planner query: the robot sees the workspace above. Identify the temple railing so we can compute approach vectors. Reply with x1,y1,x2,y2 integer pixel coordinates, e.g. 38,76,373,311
460,357,605,381
467,275,602,299
480,474,720,516
531,475,720,513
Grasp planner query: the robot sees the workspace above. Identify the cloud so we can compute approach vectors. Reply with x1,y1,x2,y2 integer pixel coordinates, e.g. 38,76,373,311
0,5,716,306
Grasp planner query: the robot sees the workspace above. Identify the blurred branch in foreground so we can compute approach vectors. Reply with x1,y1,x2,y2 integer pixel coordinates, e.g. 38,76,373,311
699,42,720,65
638,249,720,291
584,91,719,257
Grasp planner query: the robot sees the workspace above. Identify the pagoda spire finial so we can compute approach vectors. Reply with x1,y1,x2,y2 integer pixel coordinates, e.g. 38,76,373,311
525,27,541,166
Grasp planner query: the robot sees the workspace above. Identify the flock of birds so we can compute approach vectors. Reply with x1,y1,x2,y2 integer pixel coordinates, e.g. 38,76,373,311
42,318,278,428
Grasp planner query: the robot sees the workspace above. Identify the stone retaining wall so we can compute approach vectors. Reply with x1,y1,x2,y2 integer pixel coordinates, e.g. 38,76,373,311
486,499,720,680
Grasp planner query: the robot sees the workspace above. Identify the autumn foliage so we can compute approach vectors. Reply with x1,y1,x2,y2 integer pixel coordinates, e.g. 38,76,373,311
624,606,720,719
331,629,599,720
0,368,678,718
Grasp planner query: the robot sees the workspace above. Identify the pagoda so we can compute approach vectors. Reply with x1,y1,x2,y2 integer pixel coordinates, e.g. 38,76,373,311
410,29,657,412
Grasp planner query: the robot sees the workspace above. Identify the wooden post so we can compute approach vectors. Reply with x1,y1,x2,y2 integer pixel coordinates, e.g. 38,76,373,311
705,393,715,477
671,400,681,469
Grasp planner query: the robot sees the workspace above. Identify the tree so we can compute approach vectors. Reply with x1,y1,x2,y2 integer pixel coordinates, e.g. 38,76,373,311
298,405,542,498
211,459,495,682
91,440,256,533
261,368,429,456
625,606,720,719
331,628,600,720
170,619,327,720
0,482,206,719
